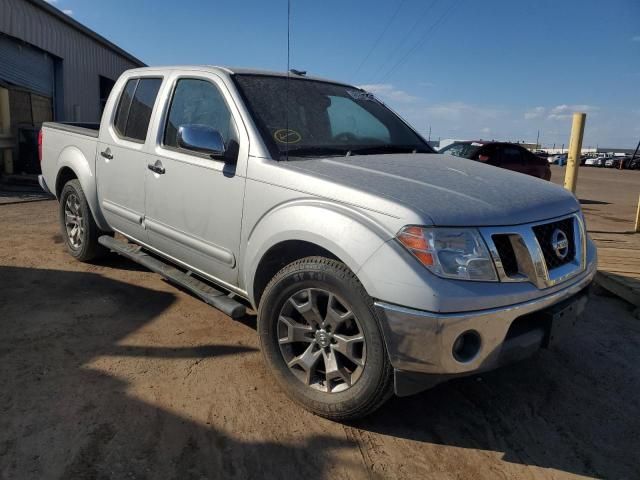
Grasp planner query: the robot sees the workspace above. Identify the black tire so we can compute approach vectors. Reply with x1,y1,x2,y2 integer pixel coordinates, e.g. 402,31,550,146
258,256,393,420
59,179,109,262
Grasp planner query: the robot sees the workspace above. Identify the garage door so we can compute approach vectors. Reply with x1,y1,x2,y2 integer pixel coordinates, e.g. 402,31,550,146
0,34,54,97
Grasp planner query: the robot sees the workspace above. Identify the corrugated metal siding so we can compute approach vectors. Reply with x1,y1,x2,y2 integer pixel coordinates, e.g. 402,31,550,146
0,33,54,96
0,0,144,122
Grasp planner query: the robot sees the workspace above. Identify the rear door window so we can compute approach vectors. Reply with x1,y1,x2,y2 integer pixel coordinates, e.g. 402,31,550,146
477,144,498,163
520,147,537,164
114,80,136,136
500,146,523,164
113,78,162,142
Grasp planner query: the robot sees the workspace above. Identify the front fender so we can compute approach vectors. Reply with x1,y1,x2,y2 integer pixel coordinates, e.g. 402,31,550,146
56,146,110,231
243,199,395,304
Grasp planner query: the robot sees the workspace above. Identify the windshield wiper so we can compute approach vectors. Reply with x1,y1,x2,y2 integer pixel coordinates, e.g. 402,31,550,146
283,147,351,159
282,145,432,159
347,145,430,155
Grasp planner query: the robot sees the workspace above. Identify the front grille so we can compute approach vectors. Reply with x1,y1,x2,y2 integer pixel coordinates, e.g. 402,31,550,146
532,218,576,270
492,234,519,276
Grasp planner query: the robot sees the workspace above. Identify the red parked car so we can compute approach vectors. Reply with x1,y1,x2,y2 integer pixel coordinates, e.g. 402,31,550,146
439,141,552,180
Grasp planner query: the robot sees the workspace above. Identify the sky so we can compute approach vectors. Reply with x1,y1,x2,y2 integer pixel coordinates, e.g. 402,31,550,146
47,0,640,148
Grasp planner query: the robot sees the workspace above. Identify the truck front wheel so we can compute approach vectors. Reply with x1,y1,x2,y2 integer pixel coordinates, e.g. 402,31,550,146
59,179,109,262
258,256,393,420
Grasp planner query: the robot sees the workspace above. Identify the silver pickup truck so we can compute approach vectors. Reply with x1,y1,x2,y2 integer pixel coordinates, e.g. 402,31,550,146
39,66,597,420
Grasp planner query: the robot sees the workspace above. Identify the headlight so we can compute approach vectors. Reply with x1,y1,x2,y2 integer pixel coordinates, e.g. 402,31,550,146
396,226,498,281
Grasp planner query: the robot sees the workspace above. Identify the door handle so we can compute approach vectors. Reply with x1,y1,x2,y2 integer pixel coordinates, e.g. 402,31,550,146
147,160,166,175
100,149,113,160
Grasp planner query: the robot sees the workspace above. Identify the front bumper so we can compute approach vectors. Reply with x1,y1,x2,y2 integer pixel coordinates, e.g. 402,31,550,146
374,260,596,395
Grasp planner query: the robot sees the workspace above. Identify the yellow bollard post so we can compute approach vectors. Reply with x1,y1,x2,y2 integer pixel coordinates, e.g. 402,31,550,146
563,112,586,193
635,194,640,233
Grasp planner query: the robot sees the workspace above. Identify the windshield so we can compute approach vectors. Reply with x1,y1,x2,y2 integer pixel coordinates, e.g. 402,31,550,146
439,142,481,159
233,74,433,159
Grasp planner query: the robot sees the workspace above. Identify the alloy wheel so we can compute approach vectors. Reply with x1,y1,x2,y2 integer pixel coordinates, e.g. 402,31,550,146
277,288,367,393
64,193,84,249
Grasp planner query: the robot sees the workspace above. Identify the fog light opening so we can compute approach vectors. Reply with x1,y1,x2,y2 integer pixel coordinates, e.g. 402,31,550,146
452,330,481,363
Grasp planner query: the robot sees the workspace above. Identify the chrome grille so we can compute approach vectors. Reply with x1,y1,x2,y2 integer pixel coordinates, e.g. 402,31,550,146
532,218,576,269
480,214,586,289
491,234,519,276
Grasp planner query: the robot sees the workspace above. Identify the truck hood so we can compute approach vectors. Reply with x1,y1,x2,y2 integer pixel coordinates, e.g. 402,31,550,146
281,153,580,226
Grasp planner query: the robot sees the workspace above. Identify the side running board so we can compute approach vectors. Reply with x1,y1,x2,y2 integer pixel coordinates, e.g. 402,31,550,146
98,235,246,319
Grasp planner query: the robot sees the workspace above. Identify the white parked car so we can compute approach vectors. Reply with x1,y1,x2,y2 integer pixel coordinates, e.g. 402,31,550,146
548,154,567,166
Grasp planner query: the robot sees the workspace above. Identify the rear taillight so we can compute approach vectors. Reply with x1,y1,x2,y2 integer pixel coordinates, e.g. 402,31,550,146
38,129,43,163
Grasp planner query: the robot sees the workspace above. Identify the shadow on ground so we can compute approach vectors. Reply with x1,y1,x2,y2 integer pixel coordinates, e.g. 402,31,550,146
0,184,53,205
579,198,610,205
0,267,354,479
1,265,639,478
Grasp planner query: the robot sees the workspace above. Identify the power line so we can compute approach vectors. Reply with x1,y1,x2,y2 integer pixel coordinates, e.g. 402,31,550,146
352,0,407,79
285,0,291,161
287,0,291,73
379,0,460,82
369,0,440,82
378,0,462,83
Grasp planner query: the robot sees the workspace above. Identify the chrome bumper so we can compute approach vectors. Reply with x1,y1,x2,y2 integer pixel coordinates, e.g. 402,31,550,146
374,260,596,377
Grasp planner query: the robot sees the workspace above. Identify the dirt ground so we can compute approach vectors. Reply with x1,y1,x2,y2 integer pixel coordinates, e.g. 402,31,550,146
1,199,640,480
550,165,640,232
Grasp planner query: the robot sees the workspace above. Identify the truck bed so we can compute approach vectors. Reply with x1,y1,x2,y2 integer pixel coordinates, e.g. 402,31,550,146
42,122,100,138
40,122,100,198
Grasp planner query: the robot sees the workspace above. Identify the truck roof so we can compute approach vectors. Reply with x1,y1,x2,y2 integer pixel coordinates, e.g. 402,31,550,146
123,65,351,87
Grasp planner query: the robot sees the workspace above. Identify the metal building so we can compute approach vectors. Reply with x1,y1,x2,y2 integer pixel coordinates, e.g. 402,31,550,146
0,0,145,177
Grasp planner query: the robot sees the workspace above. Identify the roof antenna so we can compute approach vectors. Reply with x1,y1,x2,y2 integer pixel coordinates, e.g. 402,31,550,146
285,0,291,161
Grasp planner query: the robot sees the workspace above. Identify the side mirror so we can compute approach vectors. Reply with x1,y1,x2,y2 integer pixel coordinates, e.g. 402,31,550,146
177,124,226,159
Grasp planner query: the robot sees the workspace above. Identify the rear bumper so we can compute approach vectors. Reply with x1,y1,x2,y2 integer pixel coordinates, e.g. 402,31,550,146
374,260,596,395
38,175,52,195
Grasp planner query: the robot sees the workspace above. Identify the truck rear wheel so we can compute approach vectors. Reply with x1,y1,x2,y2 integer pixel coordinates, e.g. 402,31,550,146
59,179,109,262
258,256,393,420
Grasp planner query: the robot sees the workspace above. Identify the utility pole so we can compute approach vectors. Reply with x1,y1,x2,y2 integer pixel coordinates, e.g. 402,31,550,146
536,129,540,150
428,125,431,142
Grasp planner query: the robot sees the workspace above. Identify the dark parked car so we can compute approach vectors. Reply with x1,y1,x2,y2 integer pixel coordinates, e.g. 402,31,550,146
439,141,551,180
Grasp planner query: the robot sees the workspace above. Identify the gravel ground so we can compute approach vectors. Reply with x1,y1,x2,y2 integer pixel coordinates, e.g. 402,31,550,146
1,200,639,480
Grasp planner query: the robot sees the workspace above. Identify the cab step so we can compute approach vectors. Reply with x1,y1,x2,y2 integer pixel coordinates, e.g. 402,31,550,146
98,235,246,319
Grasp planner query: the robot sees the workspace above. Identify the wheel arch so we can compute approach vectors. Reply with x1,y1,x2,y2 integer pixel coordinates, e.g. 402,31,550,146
55,146,110,231
244,201,394,308
252,240,340,308
55,166,77,198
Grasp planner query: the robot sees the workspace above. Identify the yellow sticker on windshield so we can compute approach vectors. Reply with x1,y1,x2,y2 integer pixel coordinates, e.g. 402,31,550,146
274,129,302,144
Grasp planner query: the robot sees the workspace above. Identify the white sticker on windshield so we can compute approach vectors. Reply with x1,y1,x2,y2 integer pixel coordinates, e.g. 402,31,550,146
471,142,483,146
347,90,378,102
